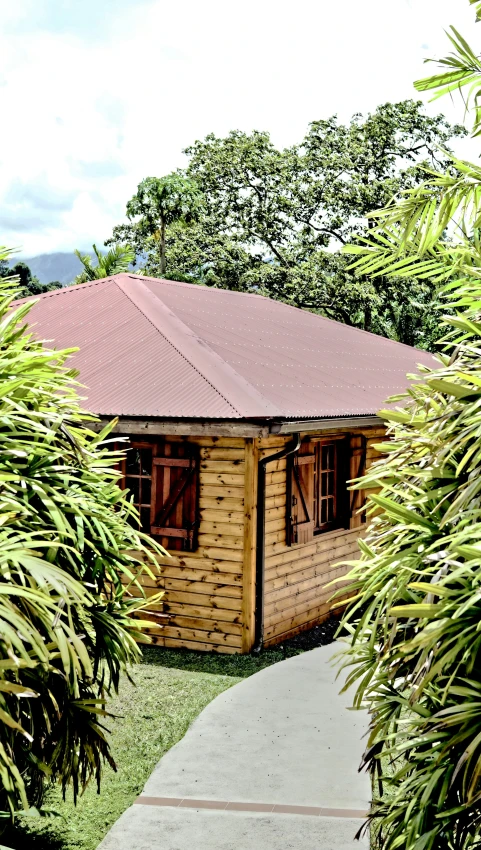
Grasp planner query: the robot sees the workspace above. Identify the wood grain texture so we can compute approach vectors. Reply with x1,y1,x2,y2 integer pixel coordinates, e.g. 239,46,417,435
241,437,258,653
260,425,387,645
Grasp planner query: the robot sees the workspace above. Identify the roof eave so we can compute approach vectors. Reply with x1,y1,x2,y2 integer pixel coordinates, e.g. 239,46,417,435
269,415,385,434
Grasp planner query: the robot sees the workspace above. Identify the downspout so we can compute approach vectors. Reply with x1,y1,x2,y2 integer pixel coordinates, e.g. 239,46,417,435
253,433,301,652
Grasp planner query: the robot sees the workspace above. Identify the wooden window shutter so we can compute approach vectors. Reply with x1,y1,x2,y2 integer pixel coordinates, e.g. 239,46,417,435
150,443,199,551
287,443,315,546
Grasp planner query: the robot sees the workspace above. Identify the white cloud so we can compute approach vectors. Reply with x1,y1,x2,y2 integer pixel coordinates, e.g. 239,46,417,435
0,0,478,255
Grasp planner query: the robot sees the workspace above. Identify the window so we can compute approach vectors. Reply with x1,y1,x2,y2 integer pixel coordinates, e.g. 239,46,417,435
313,442,337,532
118,439,199,551
124,444,153,533
287,438,349,545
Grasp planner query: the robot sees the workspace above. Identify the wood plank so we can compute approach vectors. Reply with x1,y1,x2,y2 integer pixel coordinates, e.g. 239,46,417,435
160,625,242,648
258,438,288,449
201,473,245,486
105,421,266,438
200,508,245,523
163,600,242,623
263,482,284,498
242,437,258,654
265,549,357,581
265,572,330,604
200,448,245,461
201,521,244,536
188,437,247,448
200,460,245,473
265,529,285,546
259,458,286,472
139,633,239,653
167,615,243,635
200,485,245,499
164,590,242,610
264,603,333,642
263,505,285,521
157,566,242,585
132,551,243,573
162,637,238,653
199,546,244,563
161,578,242,598
264,516,285,533
264,584,333,617
198,533,244,549
199,497,245,511
265,494,286,510
264,471,285,486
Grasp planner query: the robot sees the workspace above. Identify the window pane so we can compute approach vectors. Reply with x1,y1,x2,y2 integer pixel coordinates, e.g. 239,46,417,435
321,500,327,524
126,448,140,475
321,472,328,497
321,445,328,469
141,476,152,505
140,449,152,476
328,471,335,495
327,498,334,522
125,477,141,504
327,445,335,469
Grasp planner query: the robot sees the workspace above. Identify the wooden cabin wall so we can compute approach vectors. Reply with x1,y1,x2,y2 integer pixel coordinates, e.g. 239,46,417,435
131,435,253,654
260,427,386,647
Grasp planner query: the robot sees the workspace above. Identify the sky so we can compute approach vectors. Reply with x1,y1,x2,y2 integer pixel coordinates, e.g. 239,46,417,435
0,0,479,257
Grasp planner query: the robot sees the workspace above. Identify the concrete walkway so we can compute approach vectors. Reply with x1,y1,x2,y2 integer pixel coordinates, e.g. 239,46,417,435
98,643,370,849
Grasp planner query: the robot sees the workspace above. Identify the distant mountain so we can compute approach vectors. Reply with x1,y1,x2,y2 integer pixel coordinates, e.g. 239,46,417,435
19,252,93,285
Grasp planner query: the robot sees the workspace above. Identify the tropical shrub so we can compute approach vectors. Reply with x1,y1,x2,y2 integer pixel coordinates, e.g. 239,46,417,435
0,249,164,819
74,243,135,284
338,3,481,849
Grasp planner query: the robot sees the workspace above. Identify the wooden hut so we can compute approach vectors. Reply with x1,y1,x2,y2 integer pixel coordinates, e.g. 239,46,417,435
20,274,435,653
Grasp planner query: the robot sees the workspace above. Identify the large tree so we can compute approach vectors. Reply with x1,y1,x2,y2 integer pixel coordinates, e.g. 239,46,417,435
338,3,481,849
108,102,464,347
109,173,204,277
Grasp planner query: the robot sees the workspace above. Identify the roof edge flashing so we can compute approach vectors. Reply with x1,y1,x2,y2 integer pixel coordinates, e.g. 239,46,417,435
270,415,385,434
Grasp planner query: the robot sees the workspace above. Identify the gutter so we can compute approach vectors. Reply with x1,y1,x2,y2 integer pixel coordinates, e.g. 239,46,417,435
253,433,301,652
269,415,383,435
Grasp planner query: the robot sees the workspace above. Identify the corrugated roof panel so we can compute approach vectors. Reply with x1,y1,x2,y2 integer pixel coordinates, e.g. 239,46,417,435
17,274,437,419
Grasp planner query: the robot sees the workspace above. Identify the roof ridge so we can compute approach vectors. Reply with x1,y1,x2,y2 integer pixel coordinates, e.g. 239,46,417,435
125,274,266,300
115,277,281,418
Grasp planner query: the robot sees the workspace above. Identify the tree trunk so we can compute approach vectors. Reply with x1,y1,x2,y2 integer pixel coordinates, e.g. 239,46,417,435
160,218,166,275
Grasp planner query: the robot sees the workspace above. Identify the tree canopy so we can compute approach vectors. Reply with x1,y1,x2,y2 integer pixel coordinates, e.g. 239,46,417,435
108,100,465,347
0,260,61,298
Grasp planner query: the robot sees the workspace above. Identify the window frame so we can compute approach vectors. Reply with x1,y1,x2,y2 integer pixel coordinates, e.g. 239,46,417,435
311,435,349,536
116,437,199,551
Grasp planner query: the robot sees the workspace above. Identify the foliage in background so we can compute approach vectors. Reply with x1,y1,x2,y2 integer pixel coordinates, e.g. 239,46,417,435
338,3,481,848
109,173,203,277
108,101,465,347
0,259,61,297
73,244,135,284
0,248,164,821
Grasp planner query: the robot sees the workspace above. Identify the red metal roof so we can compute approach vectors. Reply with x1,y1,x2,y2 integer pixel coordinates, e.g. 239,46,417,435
16,274,436,420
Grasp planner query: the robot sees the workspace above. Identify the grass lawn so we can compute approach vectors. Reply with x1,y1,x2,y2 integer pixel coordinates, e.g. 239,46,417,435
2,620,337,850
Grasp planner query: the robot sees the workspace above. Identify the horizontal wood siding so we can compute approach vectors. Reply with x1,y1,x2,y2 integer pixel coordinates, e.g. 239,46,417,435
129,436,247,653
261,427,386,646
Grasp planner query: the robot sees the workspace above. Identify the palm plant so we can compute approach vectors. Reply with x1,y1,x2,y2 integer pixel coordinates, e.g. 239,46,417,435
337,2,481,849
0,248,164,819
74,243,135,284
